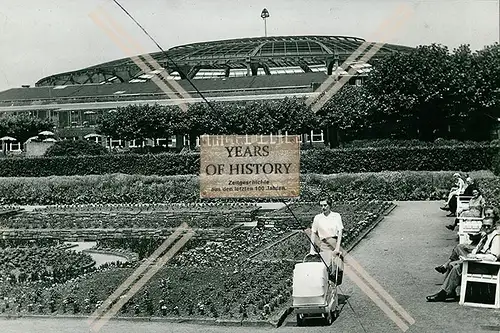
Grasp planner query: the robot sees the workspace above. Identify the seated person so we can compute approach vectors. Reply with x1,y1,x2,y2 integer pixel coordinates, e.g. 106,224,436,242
446,189,486,230
427,215,500,302
446,176,477,217
440,173,465,214
437,208,496,273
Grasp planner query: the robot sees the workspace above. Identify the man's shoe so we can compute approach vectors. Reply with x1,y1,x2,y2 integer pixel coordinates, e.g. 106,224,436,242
426,290,448,302
446,224,455,230
434,265,447,274
446,213,455,217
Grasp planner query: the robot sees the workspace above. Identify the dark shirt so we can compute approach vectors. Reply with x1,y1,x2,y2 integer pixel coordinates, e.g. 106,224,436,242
463,183,478,196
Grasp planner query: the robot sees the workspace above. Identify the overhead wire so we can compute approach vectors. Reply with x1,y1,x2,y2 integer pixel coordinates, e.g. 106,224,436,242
109,2,368,329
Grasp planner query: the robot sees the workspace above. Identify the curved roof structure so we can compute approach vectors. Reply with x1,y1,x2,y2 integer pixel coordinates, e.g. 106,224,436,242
35,35,414,87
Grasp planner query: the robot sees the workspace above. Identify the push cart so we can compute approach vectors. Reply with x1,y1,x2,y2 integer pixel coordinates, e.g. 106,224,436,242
292,252,342,326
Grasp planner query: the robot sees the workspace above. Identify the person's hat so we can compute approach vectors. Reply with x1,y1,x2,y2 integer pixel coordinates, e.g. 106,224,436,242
453,173,460,177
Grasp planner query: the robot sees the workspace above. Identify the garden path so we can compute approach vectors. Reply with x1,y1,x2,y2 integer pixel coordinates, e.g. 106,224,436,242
1,201,499,333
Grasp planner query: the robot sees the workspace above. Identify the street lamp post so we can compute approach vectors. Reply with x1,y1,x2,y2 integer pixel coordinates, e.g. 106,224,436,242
261,8,270,37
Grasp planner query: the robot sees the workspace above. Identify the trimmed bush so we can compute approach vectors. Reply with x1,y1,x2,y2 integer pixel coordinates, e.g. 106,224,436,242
44,140,109,157
301,145,499,173
0,170,497,206
0,153,199,177
0,145,498,177
344,139,498,148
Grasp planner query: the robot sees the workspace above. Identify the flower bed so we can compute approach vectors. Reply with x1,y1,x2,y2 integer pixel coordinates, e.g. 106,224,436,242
170,228,291,268
0,262,294,321
0,170,497,205
0,200,393,321
0,246,95,285
0,210,253,230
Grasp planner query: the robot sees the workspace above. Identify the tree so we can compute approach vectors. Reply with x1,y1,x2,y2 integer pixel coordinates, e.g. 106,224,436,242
317,85,374,147
364,44,462,141
470,43,500,140
97,104,186,143
0,114,54,143
363,42,500,141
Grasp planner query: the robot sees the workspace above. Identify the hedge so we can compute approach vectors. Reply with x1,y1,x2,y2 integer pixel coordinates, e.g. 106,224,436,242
300,145,499,173
0,170,497,206
0,145,498,177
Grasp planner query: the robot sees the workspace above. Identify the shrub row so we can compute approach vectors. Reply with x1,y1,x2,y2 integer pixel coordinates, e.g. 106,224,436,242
0,171,497,206
301,145,499,173
0,145,498,177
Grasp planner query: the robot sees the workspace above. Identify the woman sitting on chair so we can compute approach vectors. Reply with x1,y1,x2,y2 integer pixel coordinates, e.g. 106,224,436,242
441,173,465,213
446,189,485,231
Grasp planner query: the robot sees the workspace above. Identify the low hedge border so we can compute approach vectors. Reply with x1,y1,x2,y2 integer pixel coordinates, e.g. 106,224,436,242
0,170,497,206
0,145,498,177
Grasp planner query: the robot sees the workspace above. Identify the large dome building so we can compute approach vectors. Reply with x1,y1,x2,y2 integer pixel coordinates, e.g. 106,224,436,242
34,35,412,85
0,35,414,149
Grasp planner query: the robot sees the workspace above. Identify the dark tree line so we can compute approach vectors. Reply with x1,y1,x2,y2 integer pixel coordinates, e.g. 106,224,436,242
91,43,500,147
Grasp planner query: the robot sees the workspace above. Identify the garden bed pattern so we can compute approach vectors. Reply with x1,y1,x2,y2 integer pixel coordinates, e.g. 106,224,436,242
0,200,392,322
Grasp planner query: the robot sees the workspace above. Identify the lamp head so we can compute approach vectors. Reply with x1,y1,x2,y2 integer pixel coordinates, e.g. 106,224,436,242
261,8,270,19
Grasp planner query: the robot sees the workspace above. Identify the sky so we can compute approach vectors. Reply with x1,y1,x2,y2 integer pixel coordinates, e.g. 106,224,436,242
0,0,499,92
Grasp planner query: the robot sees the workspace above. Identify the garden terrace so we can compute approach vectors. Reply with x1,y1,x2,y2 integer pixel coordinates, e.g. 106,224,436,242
0,207,259,230
0,199,391,321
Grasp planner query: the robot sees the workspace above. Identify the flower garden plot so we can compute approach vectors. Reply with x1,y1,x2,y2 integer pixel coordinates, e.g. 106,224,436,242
0,203,261,230
0,212,242,230
257,200,392,230
170,227,292,268
92,227,292,264
0,261,295,321
252,200,394,261
0,200,393,322
0,246,95,285
37,202,260,215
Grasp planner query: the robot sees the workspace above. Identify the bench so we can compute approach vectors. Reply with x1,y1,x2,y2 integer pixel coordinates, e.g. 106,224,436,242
459,231,500,309
455,194,473,217
457,217,483,245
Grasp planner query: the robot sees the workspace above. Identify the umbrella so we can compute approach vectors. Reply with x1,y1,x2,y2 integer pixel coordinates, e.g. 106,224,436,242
38,131,55,136
25,136,39,143
0,136,16,141
43,138,57,142
84,133,102,139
